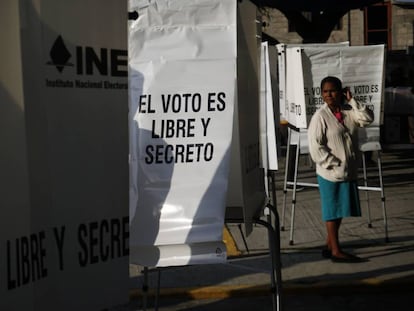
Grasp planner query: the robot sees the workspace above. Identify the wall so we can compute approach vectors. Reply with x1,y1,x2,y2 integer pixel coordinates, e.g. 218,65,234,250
393,4,414,50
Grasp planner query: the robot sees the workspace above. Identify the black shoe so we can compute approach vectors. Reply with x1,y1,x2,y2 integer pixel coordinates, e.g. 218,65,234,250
331,254,364,263
321,248,332,259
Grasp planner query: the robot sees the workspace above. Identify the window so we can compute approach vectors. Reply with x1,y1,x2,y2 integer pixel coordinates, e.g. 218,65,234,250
288,11,342,33
365,2,391,49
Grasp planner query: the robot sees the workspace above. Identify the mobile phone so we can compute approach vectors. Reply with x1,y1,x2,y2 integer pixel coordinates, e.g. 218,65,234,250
342,87,348,96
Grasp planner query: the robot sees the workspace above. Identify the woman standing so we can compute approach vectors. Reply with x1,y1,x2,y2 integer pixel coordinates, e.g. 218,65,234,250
308,76,374,263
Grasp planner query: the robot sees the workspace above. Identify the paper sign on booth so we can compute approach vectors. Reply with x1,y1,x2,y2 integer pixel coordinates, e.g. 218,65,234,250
282,44,385,129
128,0,237,267
302,45,385,128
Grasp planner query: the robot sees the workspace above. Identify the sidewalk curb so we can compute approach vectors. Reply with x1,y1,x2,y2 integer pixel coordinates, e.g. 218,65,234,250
129,277,414,300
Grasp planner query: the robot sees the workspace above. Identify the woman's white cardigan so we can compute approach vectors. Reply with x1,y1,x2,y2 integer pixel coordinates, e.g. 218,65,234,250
308,98,374,182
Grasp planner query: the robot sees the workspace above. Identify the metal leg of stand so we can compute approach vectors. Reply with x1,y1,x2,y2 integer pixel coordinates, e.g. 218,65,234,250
256,214,282,311
362,152,373,227
154,269,160,311
289,139,300,245
271,207,283,311
268,173,283,311
267,211,277,311
238,223,250,253
281,128,292,231
269,171,278,230
377,152,389,242
142,267,149,311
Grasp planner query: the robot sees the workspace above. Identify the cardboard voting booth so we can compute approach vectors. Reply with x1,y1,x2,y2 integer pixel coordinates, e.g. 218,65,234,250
278,43,388,244
0,1,129,310
225,0,268,235
279,43,385,129
128,0,267,268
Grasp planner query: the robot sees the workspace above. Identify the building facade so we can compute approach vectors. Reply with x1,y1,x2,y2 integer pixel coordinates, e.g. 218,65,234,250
261,0,414,87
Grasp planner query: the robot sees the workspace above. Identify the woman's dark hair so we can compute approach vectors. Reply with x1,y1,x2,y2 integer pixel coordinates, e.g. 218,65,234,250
320,76,342,91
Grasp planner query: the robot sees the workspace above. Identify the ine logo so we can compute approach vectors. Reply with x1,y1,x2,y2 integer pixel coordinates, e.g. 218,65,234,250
46,35,73,73
46,35,127,77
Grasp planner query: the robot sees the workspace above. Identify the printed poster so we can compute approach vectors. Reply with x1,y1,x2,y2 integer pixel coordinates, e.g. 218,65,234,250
128,0,237,267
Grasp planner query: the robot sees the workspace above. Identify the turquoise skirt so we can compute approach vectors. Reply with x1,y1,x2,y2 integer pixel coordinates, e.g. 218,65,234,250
317,175,362,221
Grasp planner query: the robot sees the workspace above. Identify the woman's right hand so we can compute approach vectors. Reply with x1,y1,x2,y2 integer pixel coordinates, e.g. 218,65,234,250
343,87,352,101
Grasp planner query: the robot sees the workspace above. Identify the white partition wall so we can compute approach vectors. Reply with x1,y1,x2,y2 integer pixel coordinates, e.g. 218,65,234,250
280,43,387,245
260,42,279,174
0,1,129,310
225,0,267,235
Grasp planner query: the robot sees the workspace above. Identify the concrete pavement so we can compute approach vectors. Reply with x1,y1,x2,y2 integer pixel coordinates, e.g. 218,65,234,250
125,148,414,310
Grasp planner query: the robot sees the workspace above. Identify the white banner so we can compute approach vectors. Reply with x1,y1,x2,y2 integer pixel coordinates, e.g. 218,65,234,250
286,47,307,128
1,1,129,310
277,42,349,124
302,45,385,128
276,44,288,124
260,42,278,173
283,44,385,129
128,0,236,267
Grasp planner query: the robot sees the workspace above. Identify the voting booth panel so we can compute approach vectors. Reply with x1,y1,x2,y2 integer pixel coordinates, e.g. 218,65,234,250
1,1,129,310
266,44,282,157
303,45,385,127
284,44,386,130
277,42,350,126
276,44,288,124
225,0,267,235
289,44,386,158
260,42,278,175
285,47,307,129
283,44,385,154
